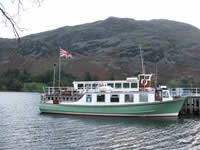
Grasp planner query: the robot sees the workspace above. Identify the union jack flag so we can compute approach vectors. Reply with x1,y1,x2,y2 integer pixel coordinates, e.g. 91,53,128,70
60,49,72,59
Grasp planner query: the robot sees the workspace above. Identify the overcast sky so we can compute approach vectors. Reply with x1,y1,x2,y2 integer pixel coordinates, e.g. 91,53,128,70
1,0,200,38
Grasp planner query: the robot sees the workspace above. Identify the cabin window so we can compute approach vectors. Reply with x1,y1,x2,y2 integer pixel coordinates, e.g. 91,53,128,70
107,83,114,88
115,83,122,88
139,93,148,102
86,95,92,103
78,84,84,89
50,88,53,94
97,95,105,102
162,91,169,98
140,76,144,79
131,83,137,88
123,83,129,88
92,83,98,89
85,84,92,89
145,76,150,80
125,94,134,102
111,95,119,103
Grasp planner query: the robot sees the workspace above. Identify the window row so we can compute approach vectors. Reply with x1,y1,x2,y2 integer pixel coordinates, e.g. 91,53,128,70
86,94,134,103
78,82,137,89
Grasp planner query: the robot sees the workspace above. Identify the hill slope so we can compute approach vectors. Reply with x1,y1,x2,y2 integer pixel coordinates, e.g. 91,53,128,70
1,17,200,85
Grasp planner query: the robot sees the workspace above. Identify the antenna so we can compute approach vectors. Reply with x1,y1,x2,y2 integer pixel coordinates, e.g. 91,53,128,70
139,45,145,74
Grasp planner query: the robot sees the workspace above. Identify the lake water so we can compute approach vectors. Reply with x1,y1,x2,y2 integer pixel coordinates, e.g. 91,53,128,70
0,92,200,150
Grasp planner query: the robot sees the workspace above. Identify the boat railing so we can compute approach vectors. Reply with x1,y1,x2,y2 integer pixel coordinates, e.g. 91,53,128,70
44,87,76,95
41,93,84,103
40,94,47,103
169,88,200,97
41,86,85,103
84,87,154,94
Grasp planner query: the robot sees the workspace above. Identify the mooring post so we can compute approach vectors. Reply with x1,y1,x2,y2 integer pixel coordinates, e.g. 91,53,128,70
198,97,200,114
184,99,188,113
188,98,193,114
194,98,197,113
196,88,197,96
187,98,189,113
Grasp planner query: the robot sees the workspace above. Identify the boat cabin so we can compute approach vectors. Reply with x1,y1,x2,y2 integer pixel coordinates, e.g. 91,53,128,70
73,77,139,92
138,74,152,88
155,86,172,101
41,74,173,105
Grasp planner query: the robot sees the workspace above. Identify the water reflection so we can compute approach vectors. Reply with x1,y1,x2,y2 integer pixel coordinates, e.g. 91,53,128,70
40,112,183,127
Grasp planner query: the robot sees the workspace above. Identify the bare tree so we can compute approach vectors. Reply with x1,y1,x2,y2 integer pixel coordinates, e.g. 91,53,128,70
0,0,43,40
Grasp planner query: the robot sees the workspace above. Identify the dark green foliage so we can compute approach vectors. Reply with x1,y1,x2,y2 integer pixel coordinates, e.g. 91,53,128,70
84,72,92,81
109,75,115,80
60,72,77,86
23,82,46,92
92,75,99,81
8,79,23,91
33,70,53,85
0,69,30,91
0,69,77,91
167,78,199,88
83,72,99,81
0,77,10,91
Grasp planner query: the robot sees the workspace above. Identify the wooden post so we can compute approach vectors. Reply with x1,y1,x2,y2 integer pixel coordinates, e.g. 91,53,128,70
185,99,188,113
196,88,198,97
184,99,187,113
199,98,200,114
189,98,193,114
194,98,197,113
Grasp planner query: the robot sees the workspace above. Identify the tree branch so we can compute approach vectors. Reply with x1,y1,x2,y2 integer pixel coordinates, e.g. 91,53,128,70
0,7,20,40
0,0,43,40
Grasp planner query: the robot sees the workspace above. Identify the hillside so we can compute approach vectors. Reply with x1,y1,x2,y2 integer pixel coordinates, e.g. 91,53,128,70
1,17,200,86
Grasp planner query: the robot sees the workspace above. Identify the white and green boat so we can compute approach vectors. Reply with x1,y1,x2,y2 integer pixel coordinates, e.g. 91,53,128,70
40,74,185,117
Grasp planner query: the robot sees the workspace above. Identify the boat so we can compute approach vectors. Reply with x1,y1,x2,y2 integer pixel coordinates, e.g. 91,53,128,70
39,73,185,117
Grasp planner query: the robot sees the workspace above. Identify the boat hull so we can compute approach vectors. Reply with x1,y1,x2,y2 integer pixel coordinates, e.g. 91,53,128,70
39,98,185,117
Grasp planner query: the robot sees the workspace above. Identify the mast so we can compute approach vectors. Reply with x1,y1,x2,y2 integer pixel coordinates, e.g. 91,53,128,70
53,63,56,87
58,53,61,88
155,63,158,88
139,45,145,74
58,47,62,88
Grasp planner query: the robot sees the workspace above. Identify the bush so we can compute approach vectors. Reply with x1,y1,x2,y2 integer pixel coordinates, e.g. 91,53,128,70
23,82,47,92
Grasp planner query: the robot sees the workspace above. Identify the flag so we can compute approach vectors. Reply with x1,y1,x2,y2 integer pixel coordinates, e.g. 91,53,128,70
60,49,72,59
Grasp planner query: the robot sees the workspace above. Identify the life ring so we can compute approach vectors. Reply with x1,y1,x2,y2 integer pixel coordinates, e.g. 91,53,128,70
141,79,148,86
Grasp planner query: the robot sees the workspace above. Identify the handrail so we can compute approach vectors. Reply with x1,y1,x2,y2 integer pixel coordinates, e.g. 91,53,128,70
169,88,200,97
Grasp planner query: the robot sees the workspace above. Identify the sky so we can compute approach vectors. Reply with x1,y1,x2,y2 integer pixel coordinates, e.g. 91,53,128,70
1,0,200,38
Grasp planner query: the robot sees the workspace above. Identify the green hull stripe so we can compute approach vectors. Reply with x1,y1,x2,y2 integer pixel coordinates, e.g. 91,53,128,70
40,98,185,116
